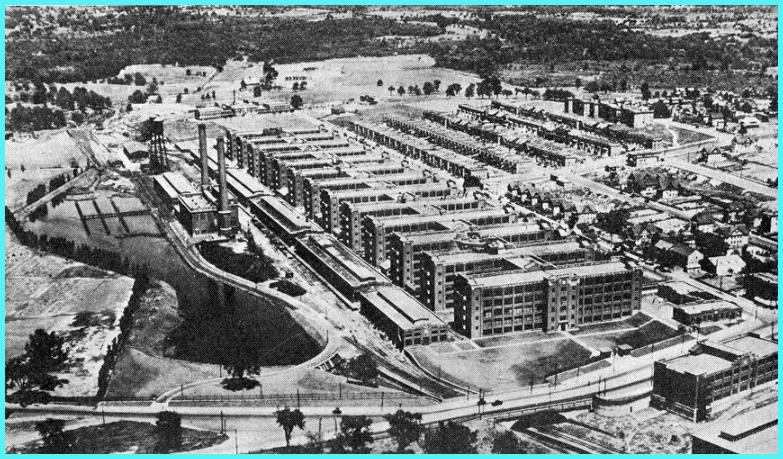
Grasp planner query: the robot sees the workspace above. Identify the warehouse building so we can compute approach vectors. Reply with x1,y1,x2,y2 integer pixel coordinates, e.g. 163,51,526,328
651,334,778,421
691,403,777,453
359,285,450,348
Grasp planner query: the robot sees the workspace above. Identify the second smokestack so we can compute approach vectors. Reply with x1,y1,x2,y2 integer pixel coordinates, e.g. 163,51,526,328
216,136,231,236
198,123,209,190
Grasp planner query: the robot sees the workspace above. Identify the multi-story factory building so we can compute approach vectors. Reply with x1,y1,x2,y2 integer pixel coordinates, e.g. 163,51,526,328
362,208,518,267
453,260,642,337
420,240,591,313
651,334,778,422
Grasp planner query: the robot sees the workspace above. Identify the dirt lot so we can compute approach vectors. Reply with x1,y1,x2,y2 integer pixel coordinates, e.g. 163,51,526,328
5,231,134,397
409,335,592,391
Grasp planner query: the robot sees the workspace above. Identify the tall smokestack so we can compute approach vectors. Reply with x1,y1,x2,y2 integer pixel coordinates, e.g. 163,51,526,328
216,136,231,236
198,124,209,190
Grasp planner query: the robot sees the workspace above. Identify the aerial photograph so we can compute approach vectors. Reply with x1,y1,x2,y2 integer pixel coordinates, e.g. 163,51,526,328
4,5,778,454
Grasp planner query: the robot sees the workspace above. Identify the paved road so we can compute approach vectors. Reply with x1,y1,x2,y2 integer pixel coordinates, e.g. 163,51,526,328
667,158,777,199
16,168,99,220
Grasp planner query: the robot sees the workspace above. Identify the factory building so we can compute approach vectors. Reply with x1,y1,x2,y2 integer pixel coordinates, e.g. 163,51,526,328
453,260,642,338
420,240,591,313
359,285,450,349
320,182,455,233
691,403,777,453
295,233,386,302
362,208,518,268
651,334,778,422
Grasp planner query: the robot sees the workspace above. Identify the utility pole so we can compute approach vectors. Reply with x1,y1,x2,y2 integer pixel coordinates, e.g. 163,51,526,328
234,429,238,454
220,411,224,434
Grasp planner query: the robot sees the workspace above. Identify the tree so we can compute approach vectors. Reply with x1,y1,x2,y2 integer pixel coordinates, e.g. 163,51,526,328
423,81,435,96
424,421,477,453
492,431,524,453
133,72,147,87
641,81,651,101
128,90,146,104
652,100,671,118
6,329,69,407
35,418,72,453
464,83,475,98
275,407,305,447
433,79,441,92
584,80,600,93
176,93,182,103
263,61,279,88
388,85,395,96
345,354,378,385
155,95,162,104
377,79,383,87
292,82,300,91
147,81,158,96
253,86,262,97
290,94,303,110
397,86,406,96
340,416,373,452
155,411,183,453
575,77,582,89
385,410,422,452
125,103,133,112
502,89,513,99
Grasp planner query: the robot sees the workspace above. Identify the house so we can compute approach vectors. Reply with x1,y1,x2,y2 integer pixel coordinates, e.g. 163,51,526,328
739,116,760,129
709,112,725,130
656,240,704,271
660,185,680,200
626,169,678,199
691,212,717,233
716,224,749,249
575,204,598,225
705,254,746,277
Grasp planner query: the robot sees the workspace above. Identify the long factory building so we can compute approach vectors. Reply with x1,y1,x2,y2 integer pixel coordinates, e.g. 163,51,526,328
171,116,650,347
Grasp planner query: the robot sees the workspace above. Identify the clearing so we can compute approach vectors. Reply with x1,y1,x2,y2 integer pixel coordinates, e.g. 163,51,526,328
5,230,134,397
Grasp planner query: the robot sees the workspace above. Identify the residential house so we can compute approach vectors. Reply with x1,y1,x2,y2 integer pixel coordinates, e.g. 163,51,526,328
705,254,746,277
716,224,749,249
691,212,717,233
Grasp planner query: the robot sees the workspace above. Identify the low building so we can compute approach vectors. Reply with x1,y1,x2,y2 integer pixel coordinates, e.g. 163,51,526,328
294,233,386,302
651,334,778,421
122,141,149,161
716,224,749,249
153,171,198,207
672,301,742,326
705,254,746,277
359,286,449,348
178,194,217,235
691,403,777,453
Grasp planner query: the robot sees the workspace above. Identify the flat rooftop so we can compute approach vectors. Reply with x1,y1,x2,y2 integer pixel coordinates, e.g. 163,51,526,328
722,334,778,358
674,301,742,315
179,193,215,213
665,352,733,376
692,403,777,454
464,260,630,288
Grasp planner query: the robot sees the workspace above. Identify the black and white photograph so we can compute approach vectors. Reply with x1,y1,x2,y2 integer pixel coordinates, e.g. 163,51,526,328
4,5,779,454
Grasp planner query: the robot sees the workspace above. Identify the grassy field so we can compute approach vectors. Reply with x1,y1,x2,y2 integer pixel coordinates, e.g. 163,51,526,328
572,313,652,336
617,320,683,349
105,280,220,399
5,230,134,397
9,420,227,454
410,336,592,391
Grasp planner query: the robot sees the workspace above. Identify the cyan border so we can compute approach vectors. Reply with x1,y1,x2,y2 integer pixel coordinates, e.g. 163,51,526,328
0,2,779,458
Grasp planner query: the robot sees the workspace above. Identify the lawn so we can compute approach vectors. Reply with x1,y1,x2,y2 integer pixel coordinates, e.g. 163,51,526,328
617,320,682,349
9,420,227,454
409,337,592,391
572,313,651,336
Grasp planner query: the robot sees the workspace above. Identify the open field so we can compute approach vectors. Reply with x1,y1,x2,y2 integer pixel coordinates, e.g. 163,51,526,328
5,130,89,170
5,230,134,397
8,420,227,454
409,335,592,391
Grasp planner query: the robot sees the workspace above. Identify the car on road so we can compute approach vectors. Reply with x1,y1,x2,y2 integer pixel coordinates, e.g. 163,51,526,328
491,399,503,407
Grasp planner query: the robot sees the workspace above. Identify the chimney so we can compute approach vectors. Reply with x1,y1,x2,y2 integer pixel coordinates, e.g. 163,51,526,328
216,136,232,236
198,124,209,190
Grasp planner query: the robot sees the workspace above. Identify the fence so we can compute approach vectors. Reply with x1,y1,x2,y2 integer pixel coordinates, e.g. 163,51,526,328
630,334,695,358
170,391,420,403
